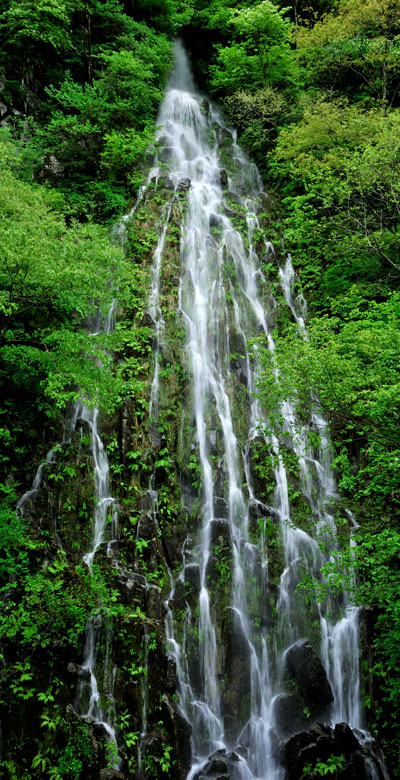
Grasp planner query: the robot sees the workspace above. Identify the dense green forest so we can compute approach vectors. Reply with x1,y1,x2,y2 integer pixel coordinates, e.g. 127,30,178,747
0,0,399,778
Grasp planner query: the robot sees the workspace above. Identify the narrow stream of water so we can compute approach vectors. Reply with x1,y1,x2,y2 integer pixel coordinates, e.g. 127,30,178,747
17,304,121,766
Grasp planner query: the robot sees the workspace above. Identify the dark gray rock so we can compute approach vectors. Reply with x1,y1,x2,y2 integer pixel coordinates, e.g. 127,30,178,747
193,748,241,779
163,534,183,568
178,177,191,191
282,722,387,780
334,722,361,754
210,518,231,547
146,583,164,621
65,703,80,722
139,491,154,510
166,657,177,691
137,512,156,540
274,692,308,736
162,176,175,189
220,169,228,189
171,577,186,612
213,496,228,518
209,213,223,230
149,421,162,446
222,609,251,741
184,563,201,608
99,770,126,780
208,429,218,455
159,146,173,162
67,662,90,681
117,572,146,609
285,639,333,717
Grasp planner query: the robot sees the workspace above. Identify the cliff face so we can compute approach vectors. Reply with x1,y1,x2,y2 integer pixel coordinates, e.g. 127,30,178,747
0,45,390,780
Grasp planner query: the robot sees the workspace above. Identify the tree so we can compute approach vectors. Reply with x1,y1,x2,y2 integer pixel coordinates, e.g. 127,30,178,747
0,129,126,414
296,0,400,112
209,0,295,94
274,101,400,295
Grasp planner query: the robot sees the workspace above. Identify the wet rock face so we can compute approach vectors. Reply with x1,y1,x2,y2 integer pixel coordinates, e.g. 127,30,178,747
161,693,192,779
220,169,228,189
283,722,388,780
274,692,310,737
285,639,334,719
221,608,251,742
141,707,190,780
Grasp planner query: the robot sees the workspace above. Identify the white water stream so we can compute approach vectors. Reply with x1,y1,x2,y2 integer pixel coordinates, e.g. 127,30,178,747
73,304,120,766
146,42,380,780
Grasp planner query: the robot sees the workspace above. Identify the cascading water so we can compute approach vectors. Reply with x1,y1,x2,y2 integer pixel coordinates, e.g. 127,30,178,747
73,303,121,767
145,42,386,780
17,302,121,766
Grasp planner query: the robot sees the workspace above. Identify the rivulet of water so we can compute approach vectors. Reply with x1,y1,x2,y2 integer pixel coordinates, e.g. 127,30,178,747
146,41,382,780
17,300,121,765
74,301,121,766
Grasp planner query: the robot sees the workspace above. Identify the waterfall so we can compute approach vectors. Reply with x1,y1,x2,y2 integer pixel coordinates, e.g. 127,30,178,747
146,42,381,780
14,39,388,780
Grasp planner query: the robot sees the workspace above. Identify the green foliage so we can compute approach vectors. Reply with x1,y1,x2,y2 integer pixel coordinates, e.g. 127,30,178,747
302,753,345,776
0,2,175,219
0,130,133,415
1,0,73,52
295,0,400,110
209,0,295,95
259,292,400,512
274,102,400,297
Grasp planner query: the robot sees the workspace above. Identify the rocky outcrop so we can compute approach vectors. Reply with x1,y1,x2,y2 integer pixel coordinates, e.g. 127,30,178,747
193,748,242,780
282,722,388,780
